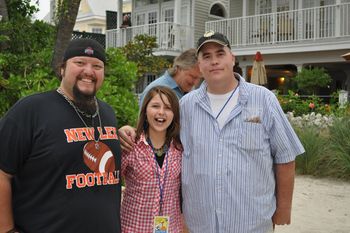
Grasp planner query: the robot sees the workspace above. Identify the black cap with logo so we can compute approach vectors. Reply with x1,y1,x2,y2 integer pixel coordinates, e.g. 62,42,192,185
63,38,106,64
196,31,231,55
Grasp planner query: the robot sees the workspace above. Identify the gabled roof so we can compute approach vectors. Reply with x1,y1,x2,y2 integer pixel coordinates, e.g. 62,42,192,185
78,0,118,18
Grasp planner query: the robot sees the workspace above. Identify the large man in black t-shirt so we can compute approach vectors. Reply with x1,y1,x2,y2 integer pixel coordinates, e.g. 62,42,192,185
0,39,122,233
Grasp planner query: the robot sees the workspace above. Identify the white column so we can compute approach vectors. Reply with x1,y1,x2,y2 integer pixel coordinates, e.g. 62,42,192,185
174,0,182,24
242,0,247,17
335,0,341,37
298,0,303,39
174,0,182,50
298,0,303,8
117,0,123,27
296,64,303,72
242,0,248,44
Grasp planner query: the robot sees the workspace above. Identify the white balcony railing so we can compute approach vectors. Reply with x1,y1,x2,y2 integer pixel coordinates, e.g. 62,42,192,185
206,3,350,47
106,22,194,51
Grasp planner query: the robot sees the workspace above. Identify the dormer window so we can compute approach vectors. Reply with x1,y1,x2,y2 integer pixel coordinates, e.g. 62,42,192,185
210,3,225,17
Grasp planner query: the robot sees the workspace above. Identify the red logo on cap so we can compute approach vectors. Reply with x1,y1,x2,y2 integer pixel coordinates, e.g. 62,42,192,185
84,47,94,55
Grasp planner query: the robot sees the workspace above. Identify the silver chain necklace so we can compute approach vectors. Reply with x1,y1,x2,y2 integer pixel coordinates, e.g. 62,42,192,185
57,88,98,118
57,88,102,148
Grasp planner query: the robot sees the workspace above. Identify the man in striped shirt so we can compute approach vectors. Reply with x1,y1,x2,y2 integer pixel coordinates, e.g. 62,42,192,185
118,31,305,232
179,31,305,233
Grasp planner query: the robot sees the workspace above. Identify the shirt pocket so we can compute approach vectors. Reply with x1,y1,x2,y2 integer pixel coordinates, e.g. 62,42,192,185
239,121,265,150
168,153,181,179
133,152,155,181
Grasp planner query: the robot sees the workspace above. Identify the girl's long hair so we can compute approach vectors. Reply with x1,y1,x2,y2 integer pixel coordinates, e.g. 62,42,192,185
136,86,181,149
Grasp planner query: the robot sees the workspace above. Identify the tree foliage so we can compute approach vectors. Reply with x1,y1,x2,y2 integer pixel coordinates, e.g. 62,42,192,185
6,0,37,19
121,34,170,80
98,48,139,126
0,0,47,54
294,67,331,95
0,0,56,114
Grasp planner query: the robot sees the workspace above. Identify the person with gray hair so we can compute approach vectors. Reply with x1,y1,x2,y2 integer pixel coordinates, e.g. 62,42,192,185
139,48,202,105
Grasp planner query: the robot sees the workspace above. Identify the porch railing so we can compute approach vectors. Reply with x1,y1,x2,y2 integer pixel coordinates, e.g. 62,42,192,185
106,22,194,51
206,3,350,47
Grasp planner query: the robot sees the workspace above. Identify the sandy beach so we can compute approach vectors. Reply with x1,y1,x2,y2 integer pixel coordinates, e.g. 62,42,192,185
275,175,350,233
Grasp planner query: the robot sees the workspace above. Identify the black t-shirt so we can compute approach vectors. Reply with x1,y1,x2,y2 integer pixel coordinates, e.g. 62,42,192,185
0,91,122,233
155,152,166,168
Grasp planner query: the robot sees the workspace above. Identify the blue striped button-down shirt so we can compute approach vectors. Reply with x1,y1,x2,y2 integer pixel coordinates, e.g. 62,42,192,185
180,77,305,233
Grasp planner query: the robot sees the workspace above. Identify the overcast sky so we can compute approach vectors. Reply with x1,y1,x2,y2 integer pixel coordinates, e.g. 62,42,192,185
32,0,50,20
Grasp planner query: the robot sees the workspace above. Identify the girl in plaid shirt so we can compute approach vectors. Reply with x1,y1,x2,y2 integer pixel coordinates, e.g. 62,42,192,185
121,86,183,233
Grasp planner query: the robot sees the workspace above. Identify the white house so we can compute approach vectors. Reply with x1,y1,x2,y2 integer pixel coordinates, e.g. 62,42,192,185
107,0,350,95
45,0,131,34
74,0,118,34
207,0,350,96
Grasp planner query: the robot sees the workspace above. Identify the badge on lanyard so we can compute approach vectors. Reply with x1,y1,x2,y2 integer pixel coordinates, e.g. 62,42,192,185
153,216,170,233
147,138,170,233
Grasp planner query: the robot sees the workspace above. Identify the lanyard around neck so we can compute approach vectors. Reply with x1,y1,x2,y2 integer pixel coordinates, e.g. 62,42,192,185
215,85,239,119
146,137,169,215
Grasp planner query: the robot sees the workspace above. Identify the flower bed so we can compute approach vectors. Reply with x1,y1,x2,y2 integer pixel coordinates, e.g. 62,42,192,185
286,112,335,129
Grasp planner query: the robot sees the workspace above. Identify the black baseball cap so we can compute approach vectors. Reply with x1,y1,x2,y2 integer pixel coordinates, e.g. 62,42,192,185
196,31,231,55
63,38,106,64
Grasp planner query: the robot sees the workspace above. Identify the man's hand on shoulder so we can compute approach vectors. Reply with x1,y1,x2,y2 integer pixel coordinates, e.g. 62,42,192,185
118,125,136,152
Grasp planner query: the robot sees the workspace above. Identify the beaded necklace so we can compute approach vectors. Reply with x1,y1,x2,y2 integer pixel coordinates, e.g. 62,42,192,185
153,144,166,157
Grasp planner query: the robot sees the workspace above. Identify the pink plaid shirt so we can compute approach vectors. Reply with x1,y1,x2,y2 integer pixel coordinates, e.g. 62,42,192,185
121,133,182,233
